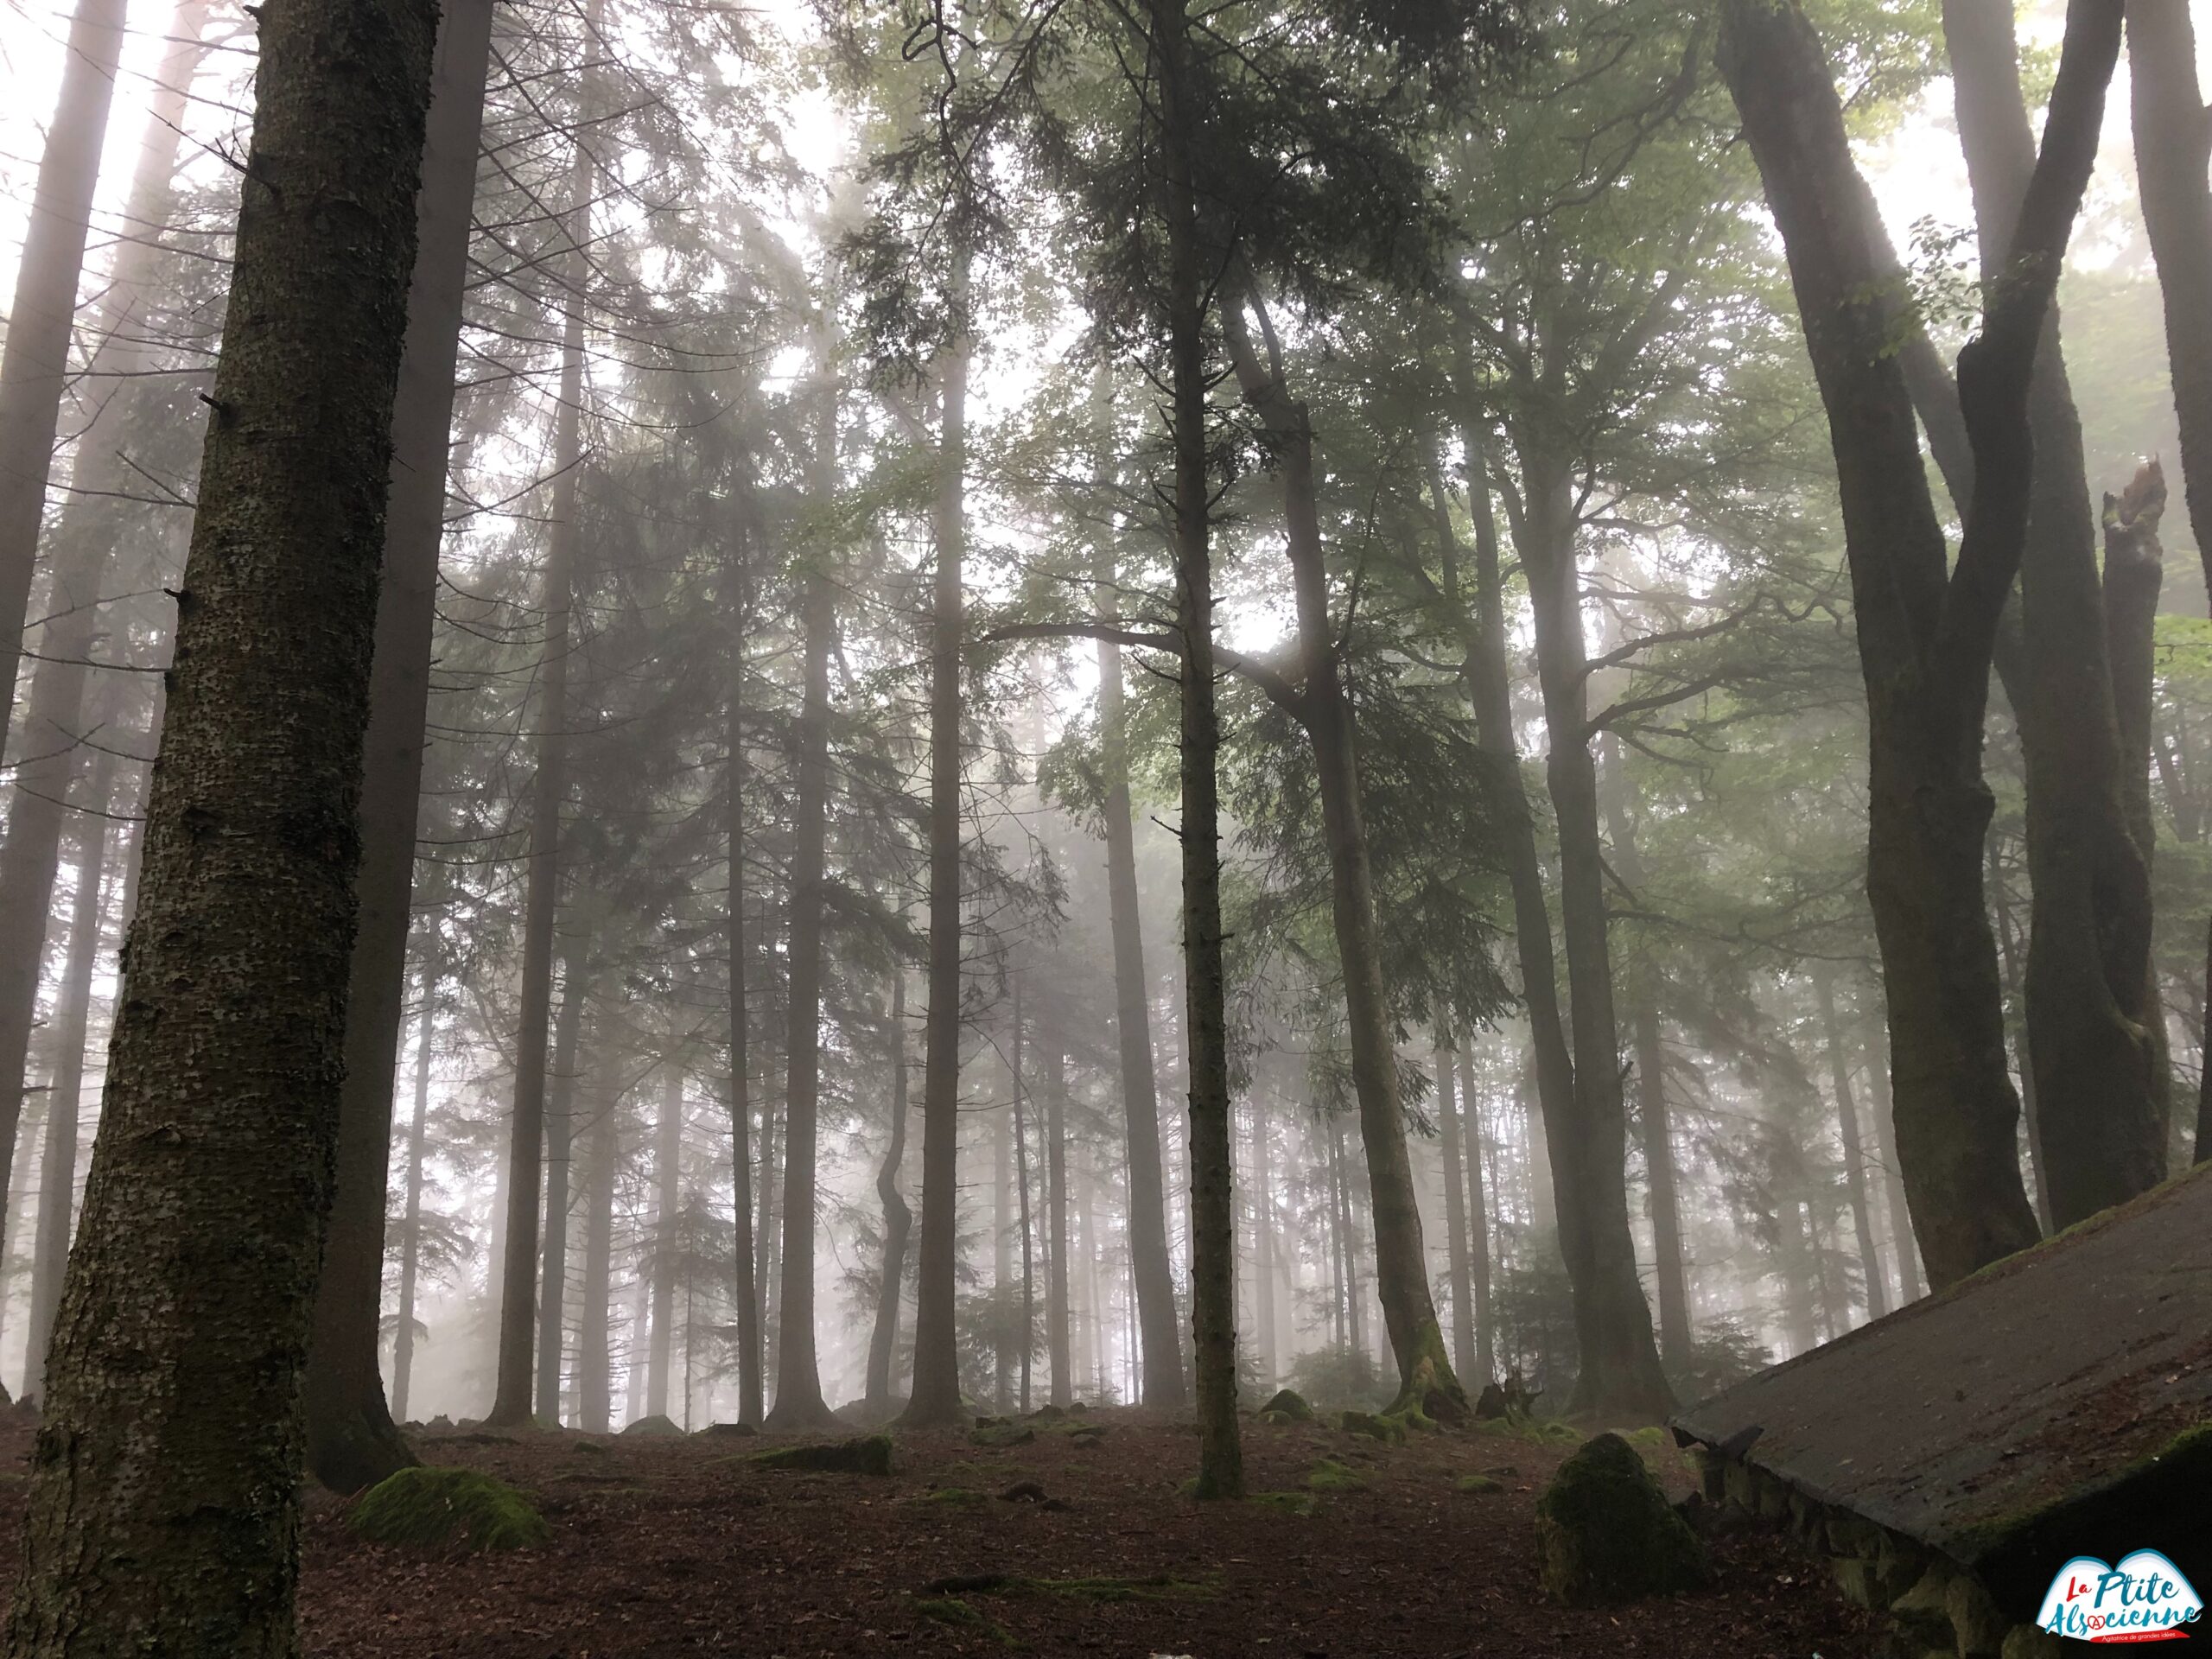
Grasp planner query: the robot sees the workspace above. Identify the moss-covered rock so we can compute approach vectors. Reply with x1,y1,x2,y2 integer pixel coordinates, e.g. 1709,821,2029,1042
1257,1388,1314,1423
1456,1474,1504,1495
1338,1409,1406,1444
696,1421,756,1440
1534,1432,1711,1608
620,1414,683,1438
969,1422,1037,1449
1306,1458,1368,1493
348,1465,550,1553
751,1433,894,1475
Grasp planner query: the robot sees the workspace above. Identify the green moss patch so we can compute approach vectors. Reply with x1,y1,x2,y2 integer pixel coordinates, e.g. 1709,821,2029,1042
1249,1491,1320,1516
914,1596,1015,1644
1256,1388,1314,1424
1535,1433,1710,1607
969,1422,1038,1449
1338,1410,1406,1444
348,1465,550,1553
1456,1474,1504,1495
750,1433,894,1476
1306,1458,1369,1493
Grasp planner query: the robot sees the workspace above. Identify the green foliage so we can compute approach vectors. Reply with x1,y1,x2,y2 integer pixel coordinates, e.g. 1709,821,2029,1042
347,1466,550,1554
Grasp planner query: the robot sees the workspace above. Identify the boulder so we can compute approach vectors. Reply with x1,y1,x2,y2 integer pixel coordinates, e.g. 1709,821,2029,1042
348,1465,549,1553
1535,1432,1712,1608
750,1433,895,1476
620,1414,684,1438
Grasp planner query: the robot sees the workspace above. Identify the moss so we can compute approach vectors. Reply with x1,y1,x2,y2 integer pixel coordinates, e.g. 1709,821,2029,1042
1338,1410,1407,1444
1256,1388,1314,1423
1472,1414,1580,1446
1456,1474,1504,1495
1384,1343,1468,1426
913,1597,1015,1645
750,1433,894,1476
1306,1458,1369,1493
1534,1433,1711,1608
348,1466,550,1553
969,1423,1038,1449
1249,1491,1319,1516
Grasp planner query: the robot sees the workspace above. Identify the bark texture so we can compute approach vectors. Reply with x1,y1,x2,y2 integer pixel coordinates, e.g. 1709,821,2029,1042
1,0,440,1643
865,973,912,1410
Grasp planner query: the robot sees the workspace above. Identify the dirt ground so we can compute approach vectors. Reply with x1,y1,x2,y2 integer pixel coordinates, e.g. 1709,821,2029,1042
0,1406,1883,1656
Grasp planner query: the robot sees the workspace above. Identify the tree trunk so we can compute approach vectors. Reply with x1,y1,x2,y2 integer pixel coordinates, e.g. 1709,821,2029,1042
1434,1035,1478,1382
1815,971,1891,1323
1861,1014,1925,1302
1946,0,2164,1227
0,0,440,1640
1045,1041,1071,1407
1219,283,1462,1418
487,41,594,1425
1012,976,1034,1415
1510,447,1673,1423
536,956,588,1422
1718,0,2115,1287
649,1065,683,1421
765,369,839,1432
1090,481,1186,1408
1151,0,1241,1498
576,1063,617,1433
904,257,971,1430
1455,1048,1496,1387
1595,734,1694,1372
724,479,763,1424
0,0,129,748
865,972,912,1411
22,741,122,1402
390,969,436,1426
0,0,207,1359
305,0,495,1491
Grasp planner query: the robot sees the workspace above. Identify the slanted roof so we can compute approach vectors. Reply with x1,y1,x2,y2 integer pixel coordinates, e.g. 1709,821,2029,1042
1672,1163,2212,1580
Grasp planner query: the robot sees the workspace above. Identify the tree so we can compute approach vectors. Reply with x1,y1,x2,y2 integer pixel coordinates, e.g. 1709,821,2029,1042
1,0,442,1642
1716,0,2121,1287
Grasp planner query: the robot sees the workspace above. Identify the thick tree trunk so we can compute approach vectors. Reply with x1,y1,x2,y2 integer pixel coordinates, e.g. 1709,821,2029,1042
1510,451,1673,1423
1861,1015,1925,1301
487,57,594,1425
535,958,588,1422
905,262,971,1429
0,0,207,1343
865,972,912,1411
0,0,440,1641
0,0,129,748
1596,734,1694,1372
305,0,495,1491
21,742,121,1402
1219,286,1462,1418
1718,0,2114,1287
1091,509,1185,1406
1946,0,2164,1226
1152,0,1241,1499
390,970,436,1426
1815,971,1891,1323
649,1065,683,1421
765,372,840,1431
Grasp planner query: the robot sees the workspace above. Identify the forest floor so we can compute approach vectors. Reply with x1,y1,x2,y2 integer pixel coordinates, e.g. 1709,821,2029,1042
0,1404,1882,1656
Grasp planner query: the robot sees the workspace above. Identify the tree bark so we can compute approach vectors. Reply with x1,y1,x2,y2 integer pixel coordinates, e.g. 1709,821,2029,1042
1945,0,2164,1227
866,971,913,1410
0,0,208,1352
1454,1047,1496,1387
486,31,594,1425
1435,1035,1478,1383
304,0,495,1491
1046,1040,1072,1406
724,469,763,1424
0,0,130,747
576,1060,617,1433
1149,0,1241,1498
904,256,972,1429
1219,282,1463,1418
0,0,440,1641
21,741,122,1402
1718,0,2116,1287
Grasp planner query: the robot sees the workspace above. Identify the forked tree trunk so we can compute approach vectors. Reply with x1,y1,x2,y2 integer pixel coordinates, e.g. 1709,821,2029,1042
487,29,595,1425
0,0,441,1643
1218,283,1462,1419
904,257,972,1429
1718,0,2115,1287
865,972,913,1410
305,0,496,1491
1946,0,2164,1225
